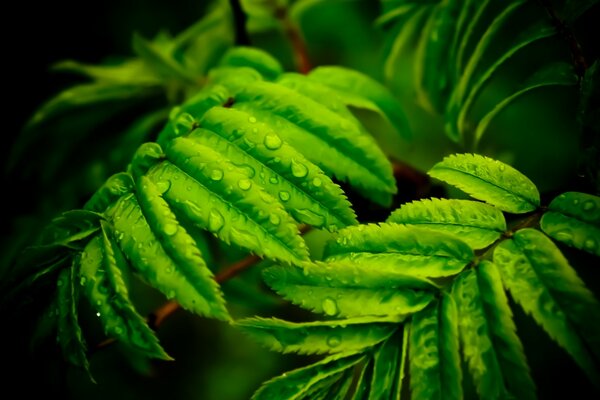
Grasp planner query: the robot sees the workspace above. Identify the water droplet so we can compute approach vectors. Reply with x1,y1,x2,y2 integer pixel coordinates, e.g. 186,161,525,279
584,238,596,250
164,223,178,236
168,290,176,299
238,179,252,191
186,185,192,191
269,176,279,184
79,277,87,286
269,214,281,225
573,199,580,205
248,116,257,123
322,297,338,316
555,230,573,243
208,209,225,232
96,312,101,317
583,200,595,211
291,159,308,178
264,134,282,150
57,278,64,287
279,191,291,202
312,177,322,187
499,164,506,171
327,335,341,348
211,169,224,181
114,327,123,335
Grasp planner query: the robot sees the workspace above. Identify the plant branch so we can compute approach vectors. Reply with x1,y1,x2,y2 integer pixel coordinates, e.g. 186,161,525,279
274,6,312,74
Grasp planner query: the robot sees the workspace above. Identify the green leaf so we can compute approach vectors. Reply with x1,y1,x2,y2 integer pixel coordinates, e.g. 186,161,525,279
85,172,135,213
324,223,474,280
370,329,403,400
132,33,198,85
541,192,600,256
409,295,462,400
135,175,229,321
252,352,364,400
428,153,540,213
445,1,556,143
53,58,160,85
263,261,435,318
154,137,310,265
395,323,409,400
352,357,374,400
472,62,577,145
79,232,169,359
219,47,283,81
236,316,399,355
308,66,411,140
387,198,506,249
229,80,396,206
56,261,91,378
196,106,357,230
453,262,536,399
494,228,600,384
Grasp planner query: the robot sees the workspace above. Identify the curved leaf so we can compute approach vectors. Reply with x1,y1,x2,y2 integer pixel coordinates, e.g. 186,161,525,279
57,261,91,377
252,352,364,400
229,80,396,206
263,261,435,318
453,262,535,400
541,192,600,256
219,46,283,81
428,153,540,213
196,106,357,229
494,228,600,383
387,198,506,249
236,316,399,355
308,66,411,139
324,223,474,279
370,329,404,400
409,295,461,400
79,232,168,359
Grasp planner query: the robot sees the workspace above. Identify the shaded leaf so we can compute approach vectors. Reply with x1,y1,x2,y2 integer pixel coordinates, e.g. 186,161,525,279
541,192,600,256
428,153,540,213
370,329,403,400
494,228,600,384
387,198,506,249
453,261,535,399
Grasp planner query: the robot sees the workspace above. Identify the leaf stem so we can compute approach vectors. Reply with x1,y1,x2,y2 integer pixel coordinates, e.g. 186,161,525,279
229,0,251,46
273,5,312,74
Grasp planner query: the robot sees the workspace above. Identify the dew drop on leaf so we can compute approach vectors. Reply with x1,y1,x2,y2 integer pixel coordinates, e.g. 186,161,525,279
291,159,308,178
269,214,281,225
312,177,322,187
583,200,595,211
322,297,338,316
269,176,279,184
555,230,573,243
114,327,123,335
164,223,178,236
79,277,87,286
264,134,282,150
327,335,342,348
279,191,291,202
238,179,252,191
584,239,596,250
208,209,225,232
210,169,224,181
248,116,257,123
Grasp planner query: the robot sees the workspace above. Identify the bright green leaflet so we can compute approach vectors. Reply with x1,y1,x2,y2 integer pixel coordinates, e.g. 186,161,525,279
135,175,229,320
387,198,506,249
196,106,357,229
236,316,400,355
263,261,435,318
85,172,135,213
324,223,474,280
229,80,397,206
541,191,600,256
308,66,411,140
251,352,365,400
453,262,535,400
53,58,161,85
218,46,283,81
57,261,91,376
409,295,462,400
494,228,600,384
79,232,168,359
428,153,540,213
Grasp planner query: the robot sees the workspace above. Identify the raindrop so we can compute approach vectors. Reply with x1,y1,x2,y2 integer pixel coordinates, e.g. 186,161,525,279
248,116,257,123
238,179,252,191
312,177,322,187
79,277,87,286
322,297,338,316
209,209,225,232
164,224,178,236
584,239,596,250
555,231,573,243
168,290,176,299
264,134,282,150
269,214,281,225
327,335,342,348
269,176,279,184
211,169,224,181
291,159,308,178
114,327,123,335
498,164,506,172
583,200,596,212
279,191,291,202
